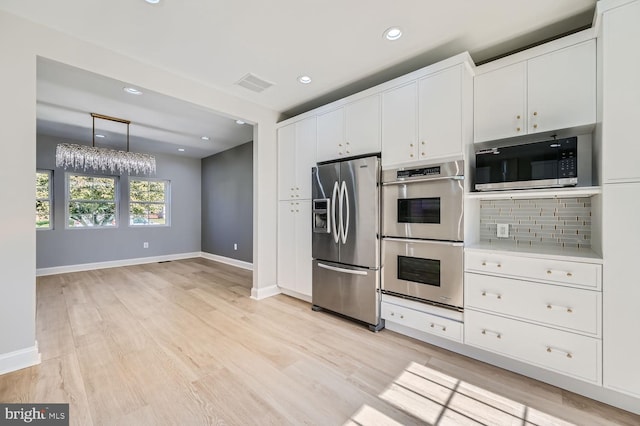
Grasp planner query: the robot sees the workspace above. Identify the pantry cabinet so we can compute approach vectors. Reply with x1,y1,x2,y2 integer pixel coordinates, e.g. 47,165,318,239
474,39,596,143
316,94,380,162
277,117,316,200
277,200,312,298
601,0,640,183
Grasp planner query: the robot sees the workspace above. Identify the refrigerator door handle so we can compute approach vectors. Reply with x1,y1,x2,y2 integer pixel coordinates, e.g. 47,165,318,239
331,181,340,243
317,262,368,276
340,180,349,244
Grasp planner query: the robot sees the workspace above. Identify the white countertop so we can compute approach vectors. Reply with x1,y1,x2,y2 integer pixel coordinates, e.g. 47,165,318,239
465,242,603,264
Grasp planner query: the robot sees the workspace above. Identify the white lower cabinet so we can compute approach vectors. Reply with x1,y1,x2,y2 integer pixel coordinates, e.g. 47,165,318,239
465,251,601,290
382,299,463,343
464,250,602,385
465,273,601,336
465,310,601,384
277,200,312,298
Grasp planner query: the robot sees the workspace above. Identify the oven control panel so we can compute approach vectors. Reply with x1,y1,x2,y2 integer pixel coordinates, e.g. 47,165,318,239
397,166,441,179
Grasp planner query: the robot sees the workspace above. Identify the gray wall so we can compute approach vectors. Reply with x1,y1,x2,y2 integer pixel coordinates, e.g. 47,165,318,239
201,141,253,262
36,134,201,268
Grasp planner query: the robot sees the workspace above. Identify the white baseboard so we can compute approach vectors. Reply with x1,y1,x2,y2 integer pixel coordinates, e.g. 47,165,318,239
0,341,41,375
36,252,201,276
200,252,253,271
251,284,281,300
279,287,312,303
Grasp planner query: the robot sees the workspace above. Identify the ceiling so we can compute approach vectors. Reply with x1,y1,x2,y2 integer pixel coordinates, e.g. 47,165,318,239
2,0,597,156
37,58,254,159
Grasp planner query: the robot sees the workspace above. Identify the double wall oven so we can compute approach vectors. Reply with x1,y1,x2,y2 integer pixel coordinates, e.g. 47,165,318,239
382,160,464,310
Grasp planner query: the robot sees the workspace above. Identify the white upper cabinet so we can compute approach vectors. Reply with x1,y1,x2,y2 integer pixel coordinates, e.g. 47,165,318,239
418,66,463,160
528,40,596,135
474,62,527,142
277,117,317,200
474,39,596,143
382,82,418,166
382,64,470,167
601,0,640,183
317,94,381,163
317,108,344,163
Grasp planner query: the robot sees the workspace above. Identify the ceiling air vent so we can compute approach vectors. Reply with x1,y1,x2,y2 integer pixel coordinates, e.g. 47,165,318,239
235,73,274,93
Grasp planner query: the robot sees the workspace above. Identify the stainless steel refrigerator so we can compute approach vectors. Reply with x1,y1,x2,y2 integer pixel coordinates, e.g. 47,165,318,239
311,155,384,331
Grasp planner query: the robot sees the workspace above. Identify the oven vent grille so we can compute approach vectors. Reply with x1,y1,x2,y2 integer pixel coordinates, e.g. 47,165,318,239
235,73,274,93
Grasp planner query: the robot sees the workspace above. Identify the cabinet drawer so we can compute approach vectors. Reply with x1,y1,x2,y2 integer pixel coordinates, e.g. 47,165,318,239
465,251,601,289
465,273,600,336
465,310,601,384
382,302,463,343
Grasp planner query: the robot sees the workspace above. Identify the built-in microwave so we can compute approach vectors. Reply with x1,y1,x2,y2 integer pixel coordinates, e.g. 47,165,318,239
475,136,589,191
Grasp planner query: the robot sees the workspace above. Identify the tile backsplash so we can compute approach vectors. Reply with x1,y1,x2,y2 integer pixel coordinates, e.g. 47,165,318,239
479,197,591,248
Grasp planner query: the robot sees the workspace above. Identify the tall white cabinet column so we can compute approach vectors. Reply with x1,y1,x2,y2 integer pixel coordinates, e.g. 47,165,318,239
599,0,640,399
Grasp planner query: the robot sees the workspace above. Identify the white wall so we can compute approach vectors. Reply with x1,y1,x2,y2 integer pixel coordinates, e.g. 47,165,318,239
0,10,279,371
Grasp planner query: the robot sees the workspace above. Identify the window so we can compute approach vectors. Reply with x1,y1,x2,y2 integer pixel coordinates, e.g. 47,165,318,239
129,179,169,226
66,174,118,228
36,170,52,230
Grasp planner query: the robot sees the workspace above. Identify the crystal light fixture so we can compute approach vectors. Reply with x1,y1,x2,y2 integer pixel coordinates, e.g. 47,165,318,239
56,113,156,175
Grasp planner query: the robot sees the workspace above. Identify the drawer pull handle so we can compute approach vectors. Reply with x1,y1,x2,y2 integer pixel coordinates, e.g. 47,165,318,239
481,291,502,299
546,304,573,313
546,269,573,277
546,346,573,359
481,329,501,339
481,261,502,268
429,322,447,332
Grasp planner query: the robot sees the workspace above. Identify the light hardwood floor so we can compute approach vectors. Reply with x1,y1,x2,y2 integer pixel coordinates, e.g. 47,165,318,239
1,258,638,425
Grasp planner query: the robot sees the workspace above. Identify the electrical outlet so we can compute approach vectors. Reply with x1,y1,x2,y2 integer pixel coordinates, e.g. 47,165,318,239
233,243,238,250
143,242,149,249
496,224,509,239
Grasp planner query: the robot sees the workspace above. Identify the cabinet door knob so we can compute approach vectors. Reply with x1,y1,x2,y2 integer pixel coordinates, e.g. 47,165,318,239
295,187,299,190
422,141,425,145
533,111,538,116
517,115,521,119
346,151,350,154
516,127,521,132
421,152,425,156
533,124,538,129
346,142,350,145
410,143,414,147
410,154,414,157
338,143,342,147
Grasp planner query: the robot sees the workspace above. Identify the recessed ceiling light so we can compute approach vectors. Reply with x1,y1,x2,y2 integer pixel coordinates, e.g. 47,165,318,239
178,148,185,152
95,134,105,138
145,0,161,4
235,120,245,125
383,27,403,41
298,75,312,84
201,136,210,141
123,87,143,95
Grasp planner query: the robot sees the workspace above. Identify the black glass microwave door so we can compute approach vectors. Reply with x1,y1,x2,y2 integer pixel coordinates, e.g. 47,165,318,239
397,198,440,224
476,142,560,184
397,255,440,287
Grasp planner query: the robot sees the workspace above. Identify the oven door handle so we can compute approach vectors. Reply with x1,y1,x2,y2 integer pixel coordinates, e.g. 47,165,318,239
382,237,464,247
331,181,340,243
382,175,464,186
317,262,368,276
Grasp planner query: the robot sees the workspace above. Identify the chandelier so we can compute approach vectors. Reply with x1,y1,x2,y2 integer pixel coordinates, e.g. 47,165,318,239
55,113,156,175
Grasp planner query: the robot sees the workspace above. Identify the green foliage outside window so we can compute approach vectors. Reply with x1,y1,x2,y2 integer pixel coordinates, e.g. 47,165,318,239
129,179,168,226
36,171,51,229
67,175,117,227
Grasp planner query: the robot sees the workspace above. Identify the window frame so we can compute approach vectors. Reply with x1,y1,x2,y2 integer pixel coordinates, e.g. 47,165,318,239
65,172,119,230
36,169,53,231
128,178,171,227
